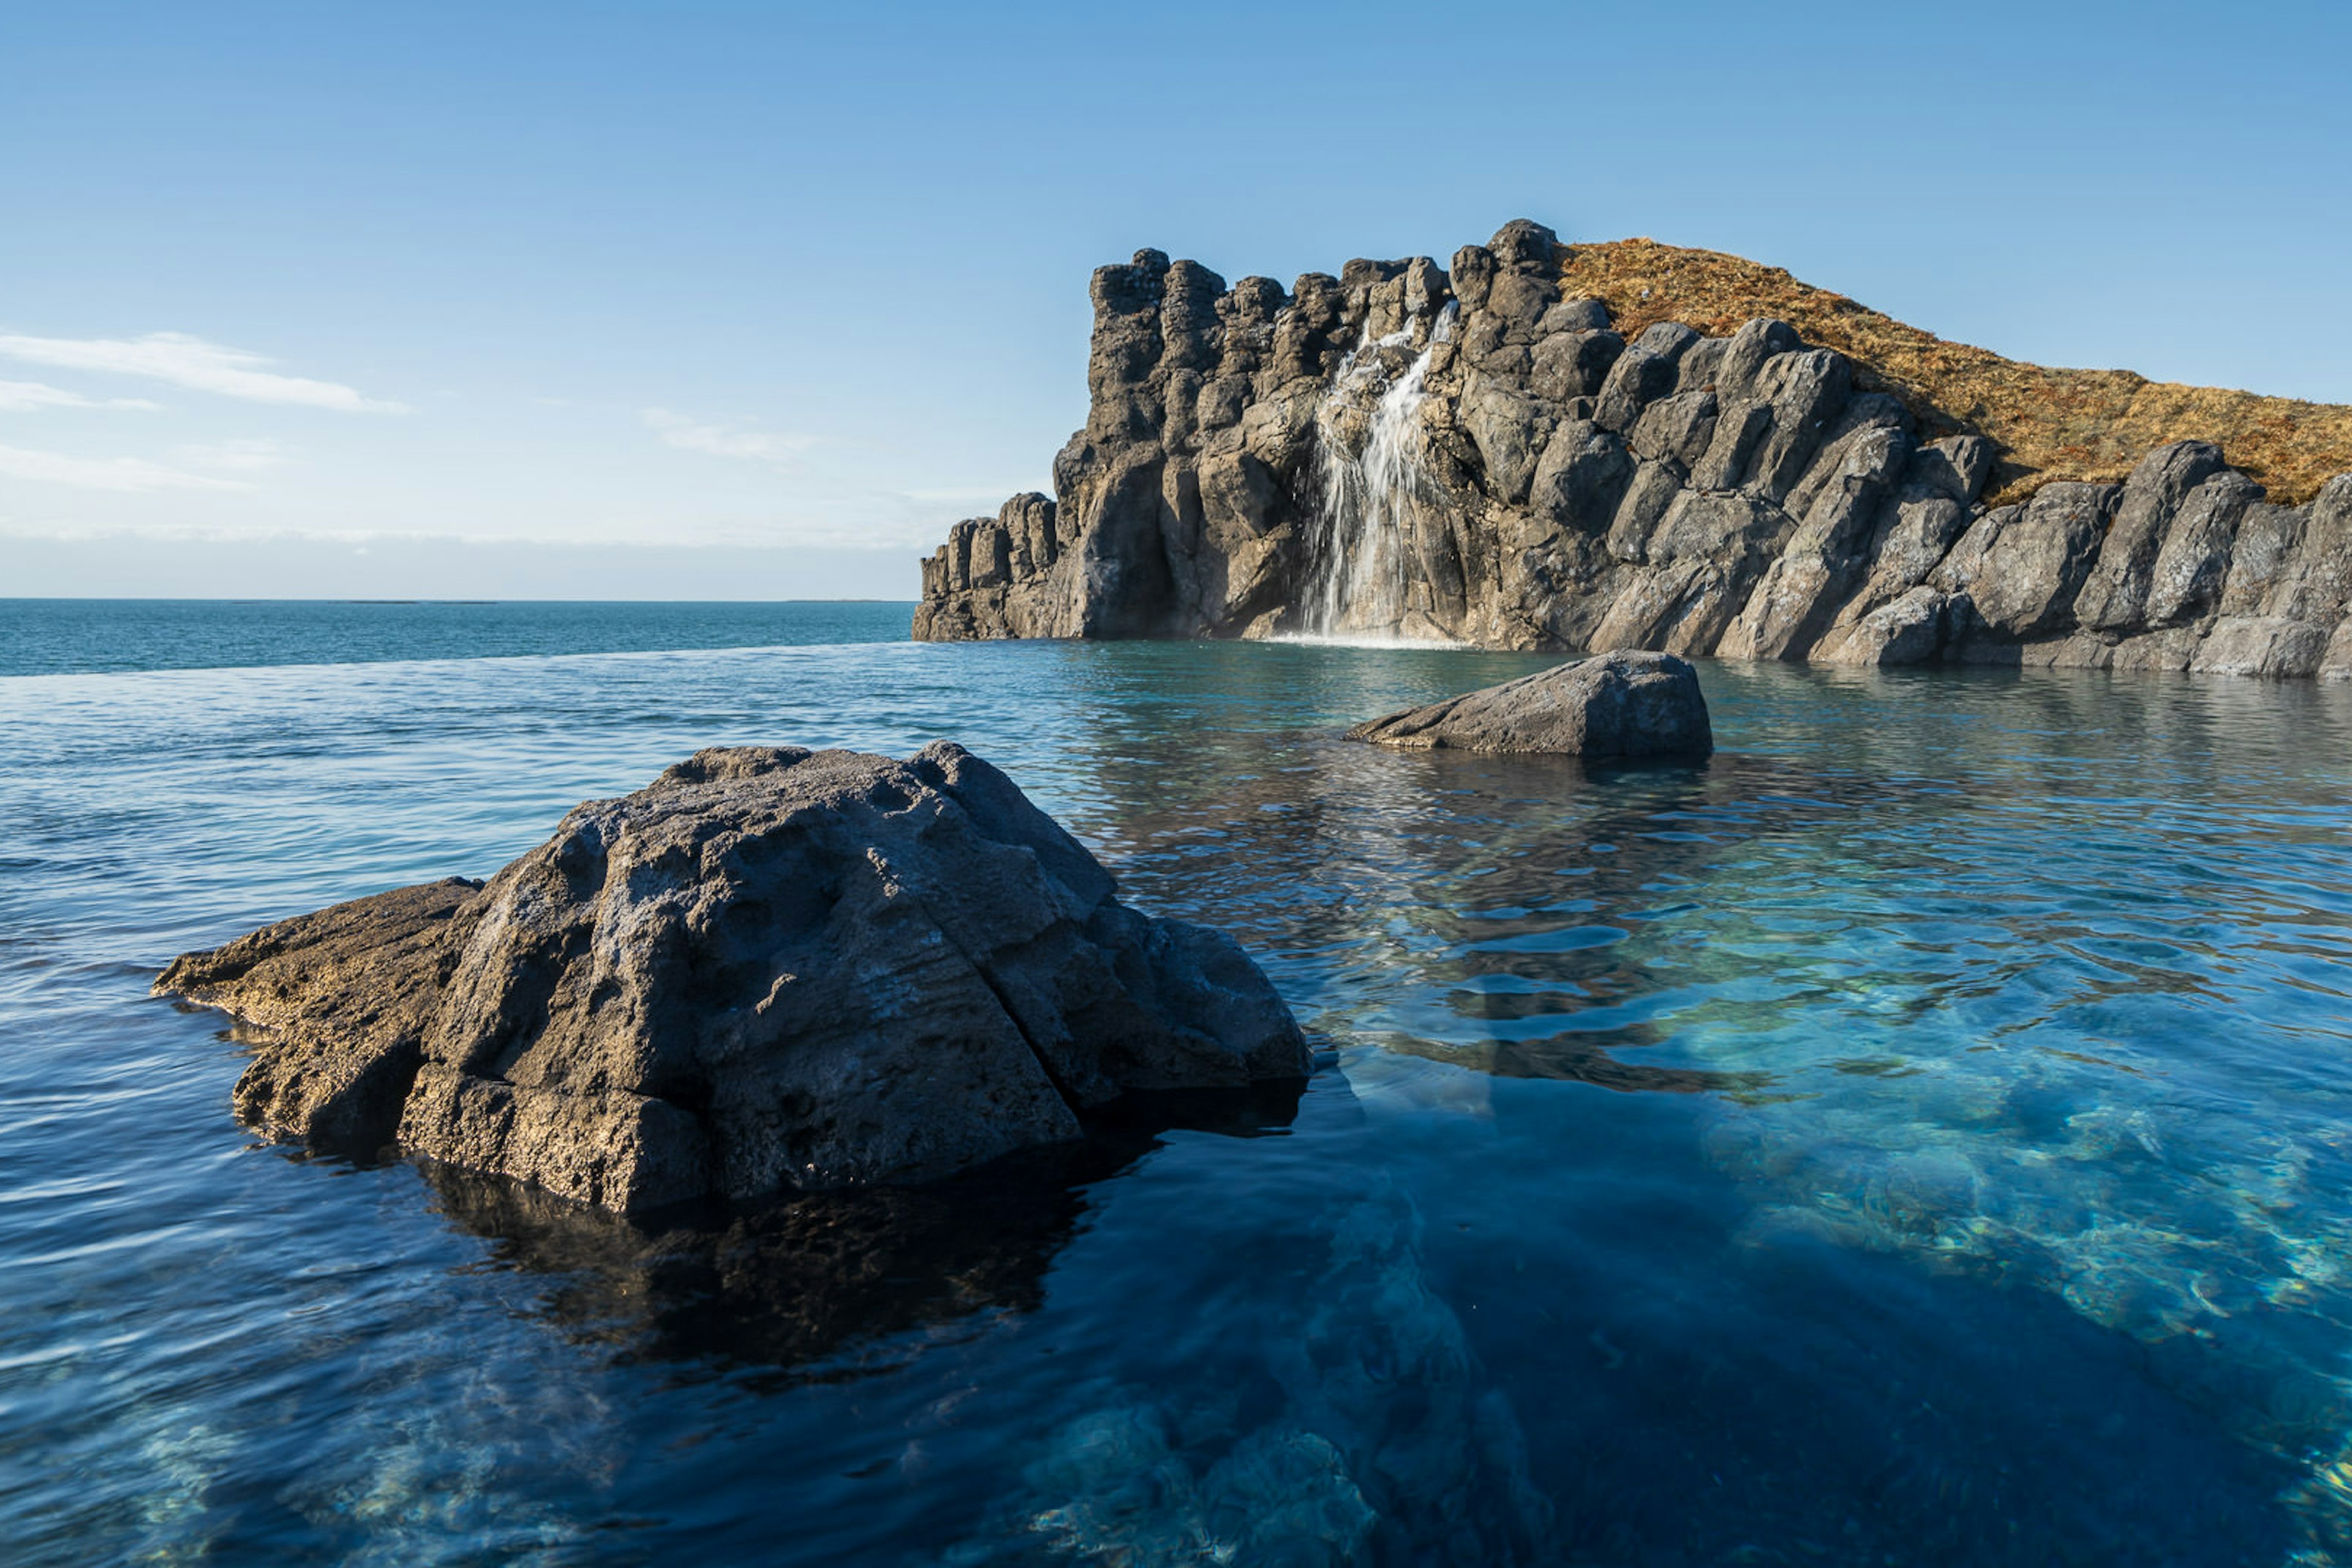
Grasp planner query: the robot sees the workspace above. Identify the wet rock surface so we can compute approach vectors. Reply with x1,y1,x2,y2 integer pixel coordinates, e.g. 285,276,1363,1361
157,743,1310,1213
1345,649,1713,758
916,221,2352,677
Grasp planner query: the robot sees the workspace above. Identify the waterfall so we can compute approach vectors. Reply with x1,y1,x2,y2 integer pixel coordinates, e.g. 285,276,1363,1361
1298,303,1457,642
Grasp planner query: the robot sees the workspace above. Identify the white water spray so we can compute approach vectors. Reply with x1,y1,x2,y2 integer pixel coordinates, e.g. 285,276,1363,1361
1297,303,1457,641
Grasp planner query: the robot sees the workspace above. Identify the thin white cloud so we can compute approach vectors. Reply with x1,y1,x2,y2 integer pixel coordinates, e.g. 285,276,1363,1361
176,438,292,472
0,331,405,412
643,407,821,467
0,379,163,412
0,443,252,494
0,520,331,544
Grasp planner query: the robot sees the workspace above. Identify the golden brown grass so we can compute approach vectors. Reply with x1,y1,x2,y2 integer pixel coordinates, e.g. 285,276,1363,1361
1555,238,2352,507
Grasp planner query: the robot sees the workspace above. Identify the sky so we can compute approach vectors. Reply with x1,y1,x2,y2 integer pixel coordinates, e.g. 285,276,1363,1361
4,1,2348,601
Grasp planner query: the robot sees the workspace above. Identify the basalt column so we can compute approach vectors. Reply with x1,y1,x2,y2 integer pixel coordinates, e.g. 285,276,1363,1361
917,221,2352,676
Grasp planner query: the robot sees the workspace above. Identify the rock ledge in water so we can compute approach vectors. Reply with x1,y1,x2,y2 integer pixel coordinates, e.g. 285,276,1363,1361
156,742,1310,1213
1346,650,1713,758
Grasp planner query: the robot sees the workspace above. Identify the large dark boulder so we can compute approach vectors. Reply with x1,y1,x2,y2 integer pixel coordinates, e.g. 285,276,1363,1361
157,743,1310,1213
1345,650,1713,758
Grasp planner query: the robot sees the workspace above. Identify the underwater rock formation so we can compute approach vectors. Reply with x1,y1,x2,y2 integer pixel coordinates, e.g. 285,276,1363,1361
1346,649,1712,758
966,1182,1554,1566
914,221,2352,676
156,743,1308,1213
418,1105,1315,1374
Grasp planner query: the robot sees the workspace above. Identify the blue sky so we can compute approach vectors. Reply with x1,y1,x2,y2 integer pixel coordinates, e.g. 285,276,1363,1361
4,1,2348,600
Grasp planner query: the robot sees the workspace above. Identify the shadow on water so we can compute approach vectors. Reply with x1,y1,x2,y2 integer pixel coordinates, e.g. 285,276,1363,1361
412,1085,1306,1386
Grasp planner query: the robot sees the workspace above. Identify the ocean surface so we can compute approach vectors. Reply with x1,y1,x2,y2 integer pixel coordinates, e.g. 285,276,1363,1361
0,598,911,677
6,599,2352,1566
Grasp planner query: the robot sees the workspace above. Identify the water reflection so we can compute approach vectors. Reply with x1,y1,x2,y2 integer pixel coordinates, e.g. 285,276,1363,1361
418,1087,1305,1382
1077,735,1881,1112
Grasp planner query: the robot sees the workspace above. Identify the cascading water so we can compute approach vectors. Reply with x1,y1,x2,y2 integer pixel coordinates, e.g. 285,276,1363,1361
1298,303,1457,641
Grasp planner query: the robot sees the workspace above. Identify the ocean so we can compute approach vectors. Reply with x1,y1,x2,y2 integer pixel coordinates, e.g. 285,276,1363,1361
5,598,2352,1564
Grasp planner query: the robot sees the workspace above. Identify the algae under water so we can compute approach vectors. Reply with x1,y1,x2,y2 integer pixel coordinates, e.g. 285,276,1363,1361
4,602,2352,1564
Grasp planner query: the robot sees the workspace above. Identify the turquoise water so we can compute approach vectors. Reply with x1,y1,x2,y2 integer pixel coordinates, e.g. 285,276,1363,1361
6,604,2352,1564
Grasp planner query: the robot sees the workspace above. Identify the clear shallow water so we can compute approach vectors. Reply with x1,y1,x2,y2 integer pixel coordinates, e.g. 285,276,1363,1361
6,612,2352,1564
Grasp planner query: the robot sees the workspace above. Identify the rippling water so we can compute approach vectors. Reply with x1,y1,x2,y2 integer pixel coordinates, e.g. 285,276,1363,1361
6,603,2352,1565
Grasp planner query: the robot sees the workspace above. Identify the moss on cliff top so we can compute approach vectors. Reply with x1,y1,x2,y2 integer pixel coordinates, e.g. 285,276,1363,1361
1558,238,2352,507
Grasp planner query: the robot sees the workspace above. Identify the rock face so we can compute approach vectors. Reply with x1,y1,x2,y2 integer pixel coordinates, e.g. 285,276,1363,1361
914,221,2352,677
156,743,1310,1213
1347,650,1713,758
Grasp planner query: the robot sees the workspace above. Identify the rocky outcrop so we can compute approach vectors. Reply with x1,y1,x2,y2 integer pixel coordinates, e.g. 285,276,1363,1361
156,743,1310,1213
1347,650,1711,758
915,221,2352,677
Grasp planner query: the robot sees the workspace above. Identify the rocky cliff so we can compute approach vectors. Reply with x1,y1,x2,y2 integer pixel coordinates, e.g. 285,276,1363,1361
914,221,2352,676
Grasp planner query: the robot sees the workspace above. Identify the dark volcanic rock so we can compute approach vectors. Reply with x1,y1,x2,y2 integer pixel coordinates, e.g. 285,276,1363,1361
157,743,1310,1213
913,220,2352,679
1345,650,1713,758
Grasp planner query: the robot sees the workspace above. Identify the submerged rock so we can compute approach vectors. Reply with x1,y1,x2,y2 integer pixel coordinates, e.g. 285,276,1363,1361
157,742,1310,1213
1344,649,1713,758
417,1110,1313,1373
1020,1406,1379,1568
963,1181,1553,1566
